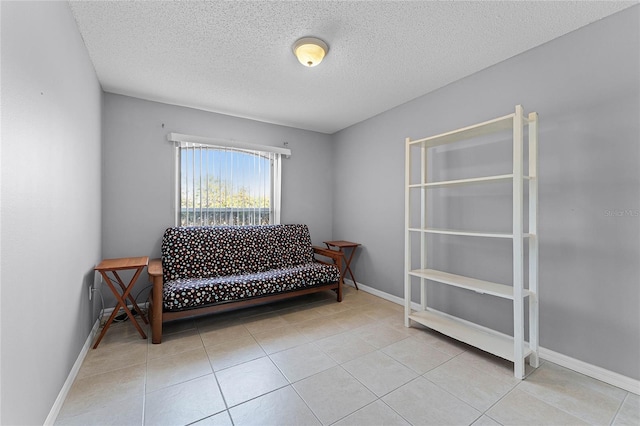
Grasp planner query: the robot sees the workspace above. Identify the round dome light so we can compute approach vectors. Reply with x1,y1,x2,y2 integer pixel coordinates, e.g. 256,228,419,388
293,37,329,67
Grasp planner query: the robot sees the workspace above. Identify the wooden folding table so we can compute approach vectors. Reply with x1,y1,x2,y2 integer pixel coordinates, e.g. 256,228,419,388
324,240,361,290
93,256,149,349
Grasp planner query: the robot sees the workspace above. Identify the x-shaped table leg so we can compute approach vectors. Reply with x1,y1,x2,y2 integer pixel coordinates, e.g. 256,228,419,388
112,270,149,324
93,265,147,349
325,242,360,290
342,247,359,290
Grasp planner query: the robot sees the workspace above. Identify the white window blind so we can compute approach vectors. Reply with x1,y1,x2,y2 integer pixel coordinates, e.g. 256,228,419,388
168,133,291,227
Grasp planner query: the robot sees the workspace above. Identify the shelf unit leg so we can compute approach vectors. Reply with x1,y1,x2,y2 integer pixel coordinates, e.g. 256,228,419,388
528,111,540,368
513,105,525,379
404,137,412,327
529,293,540,368
404,277,411,327
420,144,428,312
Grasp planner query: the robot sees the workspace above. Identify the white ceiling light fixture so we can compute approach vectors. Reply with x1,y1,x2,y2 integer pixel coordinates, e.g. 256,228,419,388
292,37,329,67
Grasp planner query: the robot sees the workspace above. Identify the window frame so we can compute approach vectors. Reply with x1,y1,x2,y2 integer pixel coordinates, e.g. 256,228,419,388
168,133,291,227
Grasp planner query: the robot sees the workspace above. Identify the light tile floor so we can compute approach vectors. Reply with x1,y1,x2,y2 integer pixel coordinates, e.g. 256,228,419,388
56,287,639,426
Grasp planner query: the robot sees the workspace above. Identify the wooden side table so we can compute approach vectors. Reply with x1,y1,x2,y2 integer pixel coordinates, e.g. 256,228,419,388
93,256,149,349
324,241,361,290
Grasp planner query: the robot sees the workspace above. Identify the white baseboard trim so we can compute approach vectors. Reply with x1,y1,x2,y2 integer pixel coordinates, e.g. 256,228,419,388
538,347,640,395
44,302,150,424
44,317,101,425
345,279,408,306
345,279,640,395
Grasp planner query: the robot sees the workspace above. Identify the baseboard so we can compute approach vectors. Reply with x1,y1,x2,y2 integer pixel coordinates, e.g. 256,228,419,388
43,317,101,425
345,279,410,306
538,347,640,395
44,302,151,424
346,279,640,395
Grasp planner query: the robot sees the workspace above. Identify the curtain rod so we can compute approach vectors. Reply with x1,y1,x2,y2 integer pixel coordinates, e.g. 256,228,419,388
167,132,292,157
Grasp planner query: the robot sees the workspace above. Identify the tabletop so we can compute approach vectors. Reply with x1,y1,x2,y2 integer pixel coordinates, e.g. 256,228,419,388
95,256,149,271
324,240,360,248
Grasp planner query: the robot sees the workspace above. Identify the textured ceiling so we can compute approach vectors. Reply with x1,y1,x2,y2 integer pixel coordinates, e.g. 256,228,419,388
68,1,635,134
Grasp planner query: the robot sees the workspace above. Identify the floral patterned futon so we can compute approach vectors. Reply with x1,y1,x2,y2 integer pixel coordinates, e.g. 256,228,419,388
160,224,340,311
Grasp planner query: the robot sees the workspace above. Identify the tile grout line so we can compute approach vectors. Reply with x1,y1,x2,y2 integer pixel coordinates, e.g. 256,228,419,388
480,384,522,424
384,347,482,425
591,374,633,425
286,375,326,426
141,332,149,426
420,366,482,410
515,380,596,424
482,384,524,426
332,351,423,424
607,389,628,426
420,351,546,424
377,397,415,426
198,321,235,425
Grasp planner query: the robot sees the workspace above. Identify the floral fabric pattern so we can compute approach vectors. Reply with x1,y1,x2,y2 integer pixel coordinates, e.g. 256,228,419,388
160,224,339,311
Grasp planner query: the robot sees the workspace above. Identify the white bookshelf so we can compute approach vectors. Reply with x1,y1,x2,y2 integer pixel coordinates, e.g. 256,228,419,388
404,105,539,379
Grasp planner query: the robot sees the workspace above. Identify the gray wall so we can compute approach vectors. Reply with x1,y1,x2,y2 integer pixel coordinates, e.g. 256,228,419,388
0,2,102,424
102,94,334,301
332,6,639,380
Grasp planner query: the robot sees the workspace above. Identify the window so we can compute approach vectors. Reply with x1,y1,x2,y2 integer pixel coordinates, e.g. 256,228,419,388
169,133,291,227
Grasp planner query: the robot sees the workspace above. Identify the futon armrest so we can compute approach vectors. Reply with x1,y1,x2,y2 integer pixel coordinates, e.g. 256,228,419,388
312,246,344,262
313,246,344,289
148,258,164,344
148,258,163,279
